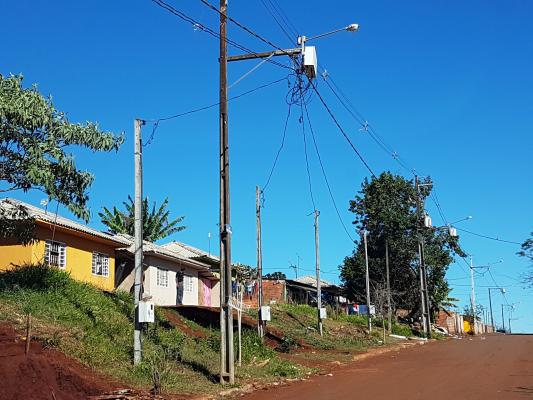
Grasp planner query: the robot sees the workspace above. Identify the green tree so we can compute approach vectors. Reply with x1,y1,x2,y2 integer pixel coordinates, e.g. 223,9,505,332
0,74,123,243
263,272,286,280
340,172,465,317
99,196,186,242
517,231,533,286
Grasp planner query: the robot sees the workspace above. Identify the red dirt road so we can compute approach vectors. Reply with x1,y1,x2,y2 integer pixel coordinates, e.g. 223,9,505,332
244,334,533,400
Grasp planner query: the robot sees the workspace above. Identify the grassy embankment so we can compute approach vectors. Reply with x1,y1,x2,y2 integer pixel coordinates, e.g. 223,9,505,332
0,264,303,395
0,264,426,395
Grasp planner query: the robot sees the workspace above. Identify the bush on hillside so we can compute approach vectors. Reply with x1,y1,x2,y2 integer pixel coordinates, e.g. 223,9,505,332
0,263,71,291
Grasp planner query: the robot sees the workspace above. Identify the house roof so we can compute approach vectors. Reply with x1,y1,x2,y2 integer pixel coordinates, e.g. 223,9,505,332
294,275,333,288
162,241,219,263
0,198,130,246
116,234,216,277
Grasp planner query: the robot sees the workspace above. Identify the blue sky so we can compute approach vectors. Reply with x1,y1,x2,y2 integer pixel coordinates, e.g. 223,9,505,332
1,0,531,332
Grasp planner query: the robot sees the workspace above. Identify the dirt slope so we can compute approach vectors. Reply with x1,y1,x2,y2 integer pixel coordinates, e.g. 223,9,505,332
0,323,117,400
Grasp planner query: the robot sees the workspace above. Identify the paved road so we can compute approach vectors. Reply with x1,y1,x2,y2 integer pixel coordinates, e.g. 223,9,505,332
244,334,533,400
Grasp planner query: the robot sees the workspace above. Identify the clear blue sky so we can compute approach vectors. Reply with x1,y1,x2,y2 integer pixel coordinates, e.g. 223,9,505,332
1,1,531,332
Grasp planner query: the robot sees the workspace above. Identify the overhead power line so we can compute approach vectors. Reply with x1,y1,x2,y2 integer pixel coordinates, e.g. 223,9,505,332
456,227,522,245
262,102,293,192
198,0,297,60
307,78,376,178
259,0,294,43
152,0,293,70
143,76,287,146
303,98,355,243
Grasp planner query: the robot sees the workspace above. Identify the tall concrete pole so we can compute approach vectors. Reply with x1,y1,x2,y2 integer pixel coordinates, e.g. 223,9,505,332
488,288,495,330
415,176,431,337
133,119,144,365
469,255,477,335
256,186,264,337
219,0,234,384
385,239,392,332
314,210,323,336
362,230,372,332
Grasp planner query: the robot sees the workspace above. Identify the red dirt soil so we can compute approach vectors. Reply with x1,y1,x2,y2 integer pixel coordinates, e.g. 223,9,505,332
0,323,118,400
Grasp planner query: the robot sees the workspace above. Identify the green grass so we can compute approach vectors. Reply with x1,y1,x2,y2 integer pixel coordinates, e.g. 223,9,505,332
268,303,378,351
0,264,306,394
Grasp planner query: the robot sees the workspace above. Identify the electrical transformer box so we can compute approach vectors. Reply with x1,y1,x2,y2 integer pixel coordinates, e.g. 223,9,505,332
303,46,318,79
138,301,155,323
320,307,327,319
260,306,271,321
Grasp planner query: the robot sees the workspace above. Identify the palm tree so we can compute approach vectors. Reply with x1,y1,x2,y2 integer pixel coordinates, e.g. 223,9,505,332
99,196,186,242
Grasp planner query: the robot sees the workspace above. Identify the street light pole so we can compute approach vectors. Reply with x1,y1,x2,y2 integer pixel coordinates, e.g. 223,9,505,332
218,17,359,383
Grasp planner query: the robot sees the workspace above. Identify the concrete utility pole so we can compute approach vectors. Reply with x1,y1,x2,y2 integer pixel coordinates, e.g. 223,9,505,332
314,210,323,336
488,288,495,330
256,186,264,337
469,256,478,335
218,0,234,384
362,230,372,332
385,239,392,332
133,118,144,365
415,176,431,337
501,304,506,332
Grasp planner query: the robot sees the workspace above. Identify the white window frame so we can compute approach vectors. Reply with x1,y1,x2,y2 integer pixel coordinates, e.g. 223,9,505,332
157,268,169,287
92,252,109,277
45,240,66,269
183,274,194,293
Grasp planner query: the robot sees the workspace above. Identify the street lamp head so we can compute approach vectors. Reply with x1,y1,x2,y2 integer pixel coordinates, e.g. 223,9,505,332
467,216,473,220
346,23,359,32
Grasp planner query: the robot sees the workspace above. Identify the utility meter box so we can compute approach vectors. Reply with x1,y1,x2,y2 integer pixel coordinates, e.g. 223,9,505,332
303,46,318,79
138,301,155,323
260,306,271,321
319,307,327,319
369,305,376,316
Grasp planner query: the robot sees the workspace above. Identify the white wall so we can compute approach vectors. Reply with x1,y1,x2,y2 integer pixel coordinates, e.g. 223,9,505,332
143,255,199,306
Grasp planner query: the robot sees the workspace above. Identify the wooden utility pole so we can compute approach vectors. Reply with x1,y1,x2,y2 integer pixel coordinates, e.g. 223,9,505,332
385,239,392,332
314,210,323,336
256,186,264,337
25,312,32,355
362,230,372,332
219,0,234,384
133,118,144,365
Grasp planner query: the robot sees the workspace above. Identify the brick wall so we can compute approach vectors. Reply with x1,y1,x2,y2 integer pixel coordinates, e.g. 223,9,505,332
242,280,285,309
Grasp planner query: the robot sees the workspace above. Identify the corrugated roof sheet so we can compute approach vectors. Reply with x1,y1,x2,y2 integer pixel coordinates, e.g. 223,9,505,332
161,241,219,262
116,234,211,271
0,198,130,245
294,275,332,288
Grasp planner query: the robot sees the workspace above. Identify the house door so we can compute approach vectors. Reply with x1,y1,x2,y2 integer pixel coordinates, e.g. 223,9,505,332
201,278,212,306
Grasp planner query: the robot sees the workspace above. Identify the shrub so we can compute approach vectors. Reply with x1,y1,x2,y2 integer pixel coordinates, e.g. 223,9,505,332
0,263,71,291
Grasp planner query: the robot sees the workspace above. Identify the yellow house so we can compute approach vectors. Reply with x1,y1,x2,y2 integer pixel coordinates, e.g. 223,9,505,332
0,198,130,291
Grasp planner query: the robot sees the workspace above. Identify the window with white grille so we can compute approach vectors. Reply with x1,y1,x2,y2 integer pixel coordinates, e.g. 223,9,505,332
45,240,66,269
184,275,194,293
157,268,169,287
92,252,109,277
